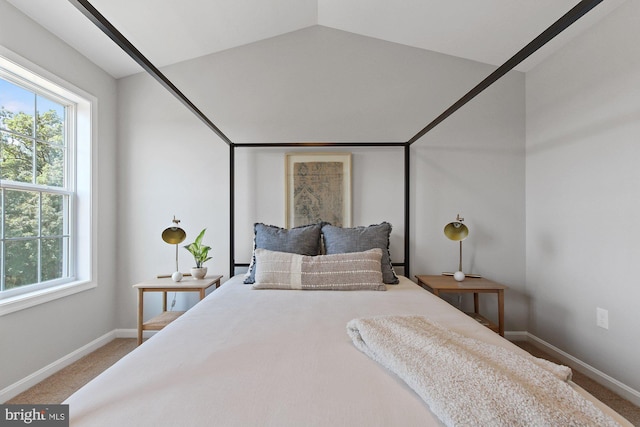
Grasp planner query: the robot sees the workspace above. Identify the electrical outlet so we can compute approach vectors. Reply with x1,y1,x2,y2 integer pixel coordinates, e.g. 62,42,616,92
596,307,609,330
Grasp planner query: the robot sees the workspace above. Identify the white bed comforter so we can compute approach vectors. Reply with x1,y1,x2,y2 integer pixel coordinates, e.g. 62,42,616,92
64,276,631,426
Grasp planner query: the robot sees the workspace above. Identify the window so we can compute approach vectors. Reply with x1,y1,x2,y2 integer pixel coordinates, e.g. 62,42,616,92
0,51,95,314
1,76,72,295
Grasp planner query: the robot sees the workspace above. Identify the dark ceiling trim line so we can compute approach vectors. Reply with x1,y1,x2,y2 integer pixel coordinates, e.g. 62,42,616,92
69,0,600,149
406,0,603,146
68,0,234,147
234,142,405,148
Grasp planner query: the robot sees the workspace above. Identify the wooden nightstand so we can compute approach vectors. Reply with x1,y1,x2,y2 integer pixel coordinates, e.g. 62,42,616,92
133,275,222,345
415,275,508,336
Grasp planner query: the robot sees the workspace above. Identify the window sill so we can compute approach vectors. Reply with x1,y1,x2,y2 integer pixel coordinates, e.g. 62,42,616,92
0,280,97,316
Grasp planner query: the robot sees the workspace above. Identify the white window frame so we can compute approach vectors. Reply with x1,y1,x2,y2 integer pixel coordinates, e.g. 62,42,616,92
0,47,97,316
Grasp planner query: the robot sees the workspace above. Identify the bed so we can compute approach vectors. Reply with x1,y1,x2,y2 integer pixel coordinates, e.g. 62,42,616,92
64,256,632,426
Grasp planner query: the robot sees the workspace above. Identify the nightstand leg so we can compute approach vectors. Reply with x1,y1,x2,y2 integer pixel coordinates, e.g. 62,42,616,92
473,293,479,314
498,289,505,336
137,288,144,345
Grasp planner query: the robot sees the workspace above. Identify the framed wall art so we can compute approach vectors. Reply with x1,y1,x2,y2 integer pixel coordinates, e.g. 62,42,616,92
285,152,352,228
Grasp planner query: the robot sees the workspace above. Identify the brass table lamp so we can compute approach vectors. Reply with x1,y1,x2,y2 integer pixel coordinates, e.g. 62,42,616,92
443,214,479,282
162,216,186,282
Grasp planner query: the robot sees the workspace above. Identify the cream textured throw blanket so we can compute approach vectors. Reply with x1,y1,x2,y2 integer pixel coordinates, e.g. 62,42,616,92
347,315,621,427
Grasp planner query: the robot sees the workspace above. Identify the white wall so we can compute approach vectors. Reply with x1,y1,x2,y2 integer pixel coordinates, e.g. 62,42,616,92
526,0,640,392
0,0,118,394
116,26,526,330
413,72,526,329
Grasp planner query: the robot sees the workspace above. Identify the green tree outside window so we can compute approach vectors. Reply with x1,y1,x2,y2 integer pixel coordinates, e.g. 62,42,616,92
1,77,69,291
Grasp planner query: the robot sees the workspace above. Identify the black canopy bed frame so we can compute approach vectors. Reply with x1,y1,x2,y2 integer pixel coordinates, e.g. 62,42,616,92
57,3,635,426
69,0,604,279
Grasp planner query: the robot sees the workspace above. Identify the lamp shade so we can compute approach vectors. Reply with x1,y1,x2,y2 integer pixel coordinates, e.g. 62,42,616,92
161,216,186,282
162,217,186,245
444,217,468,241
444,214,467,281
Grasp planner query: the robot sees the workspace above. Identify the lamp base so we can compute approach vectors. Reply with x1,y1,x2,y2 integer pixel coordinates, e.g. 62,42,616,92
157,272,192,279
171,271,183,282
442,272,482,279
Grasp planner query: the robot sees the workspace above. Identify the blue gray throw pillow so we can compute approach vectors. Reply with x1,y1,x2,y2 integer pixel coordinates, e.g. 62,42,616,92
321,222,399,284
244,222,324,284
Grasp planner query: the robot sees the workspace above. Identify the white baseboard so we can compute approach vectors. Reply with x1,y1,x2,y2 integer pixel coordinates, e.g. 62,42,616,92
524,332,640,407
504,330,528,341
0,330,116,403
1,329,159,403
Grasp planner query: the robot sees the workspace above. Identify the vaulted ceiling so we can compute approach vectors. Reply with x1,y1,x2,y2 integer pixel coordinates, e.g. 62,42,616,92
7,0,627,79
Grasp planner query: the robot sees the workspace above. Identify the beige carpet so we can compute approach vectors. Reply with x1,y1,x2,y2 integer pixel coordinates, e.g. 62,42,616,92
6,338,138,405
6,339,640,425
514,341,640,426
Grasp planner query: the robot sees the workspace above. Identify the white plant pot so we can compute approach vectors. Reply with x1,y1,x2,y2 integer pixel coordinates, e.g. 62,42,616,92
191,267,207,280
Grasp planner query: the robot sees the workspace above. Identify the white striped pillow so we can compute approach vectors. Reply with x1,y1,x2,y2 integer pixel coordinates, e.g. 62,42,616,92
252,248,386,291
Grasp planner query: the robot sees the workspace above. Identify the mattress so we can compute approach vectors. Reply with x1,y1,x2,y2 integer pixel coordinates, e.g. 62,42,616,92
64,275,631,426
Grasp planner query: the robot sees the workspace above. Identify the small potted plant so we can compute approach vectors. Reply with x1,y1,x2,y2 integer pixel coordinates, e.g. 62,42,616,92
183,228,212,280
